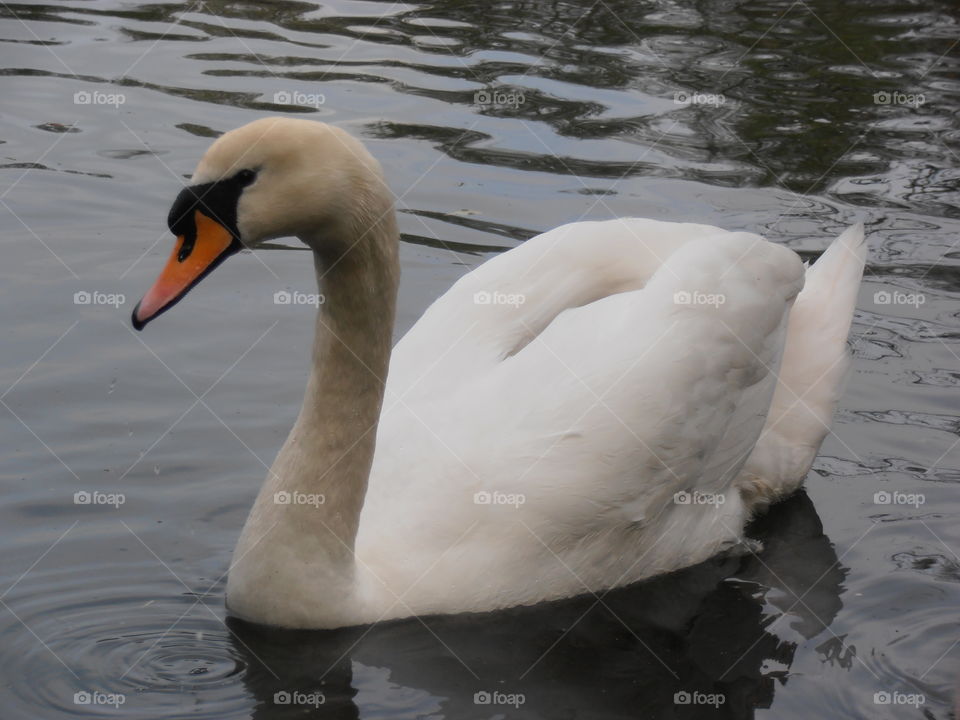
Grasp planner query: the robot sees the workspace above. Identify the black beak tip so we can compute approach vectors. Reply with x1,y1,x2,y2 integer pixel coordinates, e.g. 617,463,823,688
131,302,146,332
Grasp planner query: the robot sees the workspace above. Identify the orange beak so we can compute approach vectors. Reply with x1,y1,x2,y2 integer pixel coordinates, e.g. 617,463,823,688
132,210,240,330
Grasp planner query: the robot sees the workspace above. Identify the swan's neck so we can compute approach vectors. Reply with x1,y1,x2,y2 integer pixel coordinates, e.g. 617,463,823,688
227,203,398,627
292,224,399,541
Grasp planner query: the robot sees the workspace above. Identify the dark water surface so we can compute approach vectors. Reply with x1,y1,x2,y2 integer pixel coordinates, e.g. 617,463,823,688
2,0,959,718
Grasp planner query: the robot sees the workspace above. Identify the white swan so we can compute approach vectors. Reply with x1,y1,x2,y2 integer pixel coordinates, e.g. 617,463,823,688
132,117,866,629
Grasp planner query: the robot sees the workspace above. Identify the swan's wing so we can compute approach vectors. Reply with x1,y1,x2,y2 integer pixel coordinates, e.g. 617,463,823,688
363,232,804,578
384,218,735,404
469,231,804,517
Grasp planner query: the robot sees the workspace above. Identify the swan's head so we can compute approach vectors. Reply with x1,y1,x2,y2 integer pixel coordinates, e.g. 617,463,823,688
132,117,388,330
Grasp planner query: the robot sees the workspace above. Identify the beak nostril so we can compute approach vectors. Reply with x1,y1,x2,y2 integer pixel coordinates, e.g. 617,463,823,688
177,227,197,263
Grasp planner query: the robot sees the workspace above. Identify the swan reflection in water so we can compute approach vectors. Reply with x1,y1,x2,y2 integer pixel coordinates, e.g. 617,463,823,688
227,492,845,719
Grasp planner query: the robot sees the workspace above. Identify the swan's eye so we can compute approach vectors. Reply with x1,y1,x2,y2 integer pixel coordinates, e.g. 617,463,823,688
235,169,257,186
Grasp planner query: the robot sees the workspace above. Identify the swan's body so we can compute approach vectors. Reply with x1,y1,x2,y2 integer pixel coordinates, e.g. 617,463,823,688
133,118,865,629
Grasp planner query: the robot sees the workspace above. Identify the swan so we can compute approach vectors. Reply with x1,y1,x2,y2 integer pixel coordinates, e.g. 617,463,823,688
131,117,866,629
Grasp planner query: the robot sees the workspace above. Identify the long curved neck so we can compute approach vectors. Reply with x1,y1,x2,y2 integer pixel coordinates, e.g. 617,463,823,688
292,216,399,544
227,198,399,628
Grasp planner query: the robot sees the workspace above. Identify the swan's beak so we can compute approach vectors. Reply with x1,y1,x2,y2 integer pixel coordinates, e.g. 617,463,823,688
132,210,241,330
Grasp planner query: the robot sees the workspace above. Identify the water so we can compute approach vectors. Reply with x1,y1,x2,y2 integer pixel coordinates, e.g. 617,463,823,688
1,0,959,717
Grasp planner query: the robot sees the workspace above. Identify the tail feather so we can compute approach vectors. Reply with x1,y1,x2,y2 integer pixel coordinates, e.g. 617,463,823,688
738,223,866,510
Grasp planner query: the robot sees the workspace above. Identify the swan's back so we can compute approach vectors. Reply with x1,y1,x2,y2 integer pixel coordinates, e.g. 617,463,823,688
384,219,730,400
352,219,867,618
